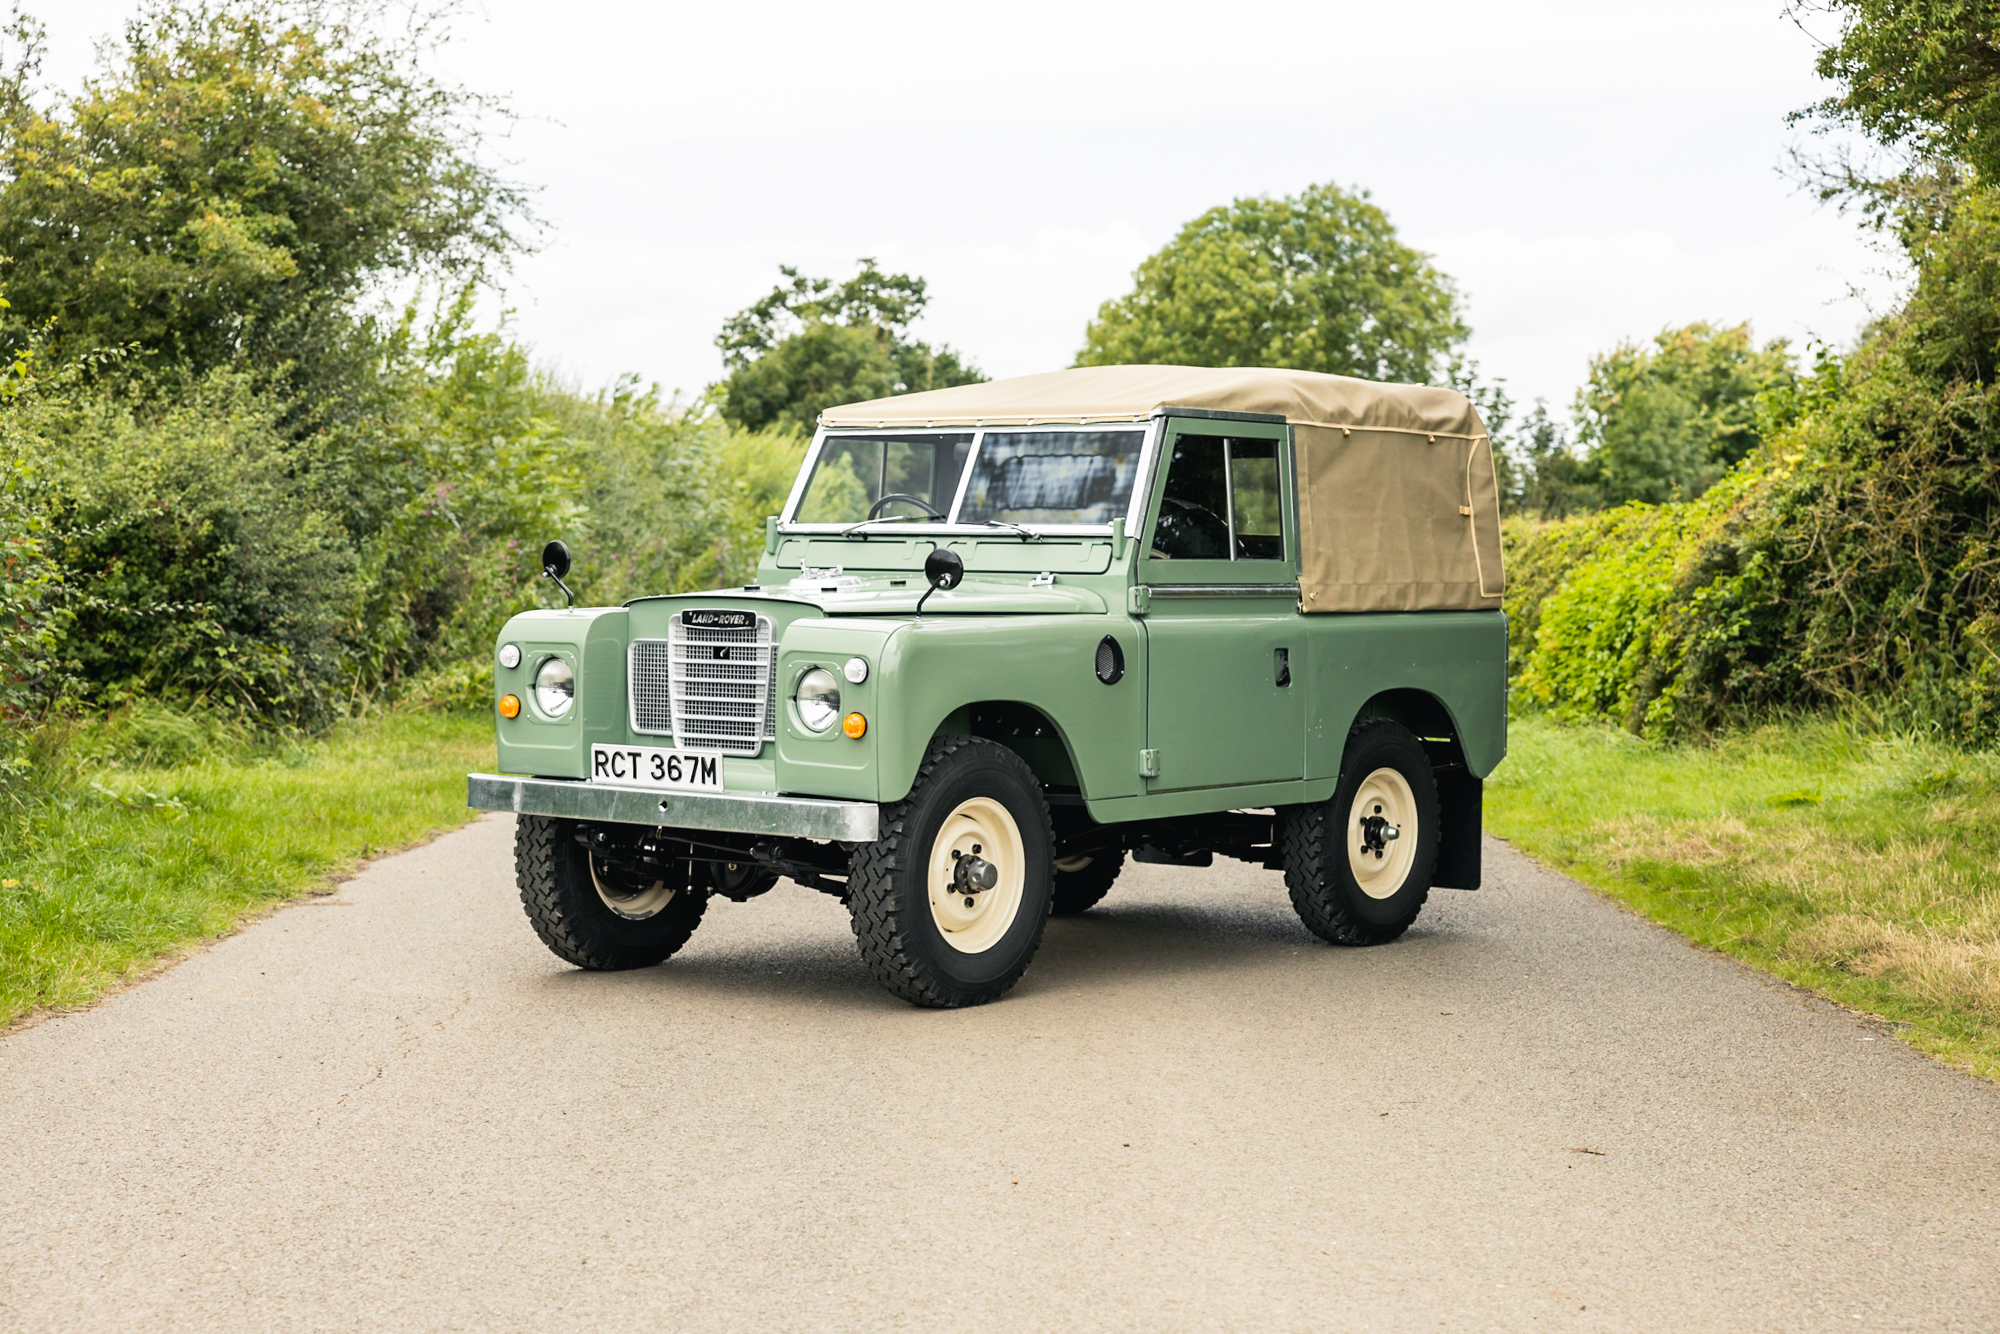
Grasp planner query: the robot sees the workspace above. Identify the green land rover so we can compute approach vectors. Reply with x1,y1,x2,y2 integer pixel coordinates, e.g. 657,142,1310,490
469,364,1508,1007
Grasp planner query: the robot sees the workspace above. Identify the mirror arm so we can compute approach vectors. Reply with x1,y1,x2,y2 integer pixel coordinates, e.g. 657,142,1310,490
539,539,574,606
916,545,964,619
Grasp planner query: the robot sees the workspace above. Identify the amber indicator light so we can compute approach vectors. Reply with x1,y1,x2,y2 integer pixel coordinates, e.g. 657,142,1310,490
842,712,867,739
498,693,521,719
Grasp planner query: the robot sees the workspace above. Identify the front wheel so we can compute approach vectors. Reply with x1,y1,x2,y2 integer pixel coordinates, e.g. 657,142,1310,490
516,816,709,970
847,736,1054,1007
1279,720,1439,946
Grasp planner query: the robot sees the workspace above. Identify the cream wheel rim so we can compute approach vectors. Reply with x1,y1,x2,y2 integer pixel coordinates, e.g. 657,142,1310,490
1348,767,1418,900
927,797,1027,954
590,852,676,920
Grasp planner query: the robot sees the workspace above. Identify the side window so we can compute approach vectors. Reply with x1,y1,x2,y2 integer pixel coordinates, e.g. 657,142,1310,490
1229,438,1284,560
1149,433,1286,561
1150,436,1230,559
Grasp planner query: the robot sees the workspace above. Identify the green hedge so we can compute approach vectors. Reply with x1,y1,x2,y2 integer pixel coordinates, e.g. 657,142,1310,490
1505,176,2000,746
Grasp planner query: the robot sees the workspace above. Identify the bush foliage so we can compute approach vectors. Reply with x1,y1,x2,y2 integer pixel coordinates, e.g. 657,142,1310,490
0,2,808,782
1502,1,2000,746
11,0,2000,783
1512,264,2000,743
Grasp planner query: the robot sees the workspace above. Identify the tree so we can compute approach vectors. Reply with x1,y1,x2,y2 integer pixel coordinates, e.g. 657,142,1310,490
1075,183,1468,384
1572,323,1795,506
0,2,530,380
1484,395,1594,518
1786,2,2000,261
1797,0,2000,183
714,259,983,435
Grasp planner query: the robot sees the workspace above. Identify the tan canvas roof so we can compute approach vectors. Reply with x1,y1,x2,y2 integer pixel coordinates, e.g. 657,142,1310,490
820,365,1503,613
818,364,1487,440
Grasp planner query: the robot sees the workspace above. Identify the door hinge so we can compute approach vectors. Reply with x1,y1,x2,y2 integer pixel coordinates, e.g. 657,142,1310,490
1127,585,1150,616
1138,748,1160,778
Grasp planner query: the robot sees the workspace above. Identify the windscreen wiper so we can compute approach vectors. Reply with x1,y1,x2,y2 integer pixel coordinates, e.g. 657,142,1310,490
978,519,1041,542
839,515,1040,542
837,516,919,539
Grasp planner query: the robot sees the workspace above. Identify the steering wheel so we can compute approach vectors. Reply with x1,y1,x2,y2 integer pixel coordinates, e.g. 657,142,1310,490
868,493,946,520
1151,496,1232,560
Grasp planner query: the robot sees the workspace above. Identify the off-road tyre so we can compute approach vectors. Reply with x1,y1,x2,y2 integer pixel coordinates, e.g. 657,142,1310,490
847,736,1054,1008
1280,719,1439,946
516,815,709,970
1050,849,1124,916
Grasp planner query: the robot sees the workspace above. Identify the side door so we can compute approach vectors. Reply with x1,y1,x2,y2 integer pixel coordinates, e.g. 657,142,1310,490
1139,417,1304,792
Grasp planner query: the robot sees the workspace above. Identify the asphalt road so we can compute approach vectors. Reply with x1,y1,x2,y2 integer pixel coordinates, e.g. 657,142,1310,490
3,815,1998,1333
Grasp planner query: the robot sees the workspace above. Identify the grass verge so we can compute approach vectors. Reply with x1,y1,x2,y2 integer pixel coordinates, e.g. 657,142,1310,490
1487,714,2000,1081
0,709,492,1028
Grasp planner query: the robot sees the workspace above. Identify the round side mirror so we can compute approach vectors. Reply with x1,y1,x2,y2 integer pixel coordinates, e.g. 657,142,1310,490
924,546,964,591
541,539,571,579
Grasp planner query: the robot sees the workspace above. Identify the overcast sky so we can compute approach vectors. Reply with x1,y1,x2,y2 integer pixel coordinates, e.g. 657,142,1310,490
40,0,1901,417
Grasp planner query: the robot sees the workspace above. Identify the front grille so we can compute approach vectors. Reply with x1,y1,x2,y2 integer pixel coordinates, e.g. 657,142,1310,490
630,612,775,756
629,640,675,735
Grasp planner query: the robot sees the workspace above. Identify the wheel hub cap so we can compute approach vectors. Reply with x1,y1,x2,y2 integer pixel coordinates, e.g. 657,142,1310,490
1347,767,1418,901
928,798,1027,954
952,850,999,895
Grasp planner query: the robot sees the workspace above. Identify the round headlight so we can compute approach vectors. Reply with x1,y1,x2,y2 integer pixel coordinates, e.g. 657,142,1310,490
533,657,574,718
795,668,841,733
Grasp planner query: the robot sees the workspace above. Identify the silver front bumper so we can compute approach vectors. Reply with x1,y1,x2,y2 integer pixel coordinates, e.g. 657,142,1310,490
467,774,879,842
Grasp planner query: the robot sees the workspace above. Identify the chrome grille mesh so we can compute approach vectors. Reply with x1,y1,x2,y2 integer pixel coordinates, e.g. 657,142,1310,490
629,613,775,756
628,640,675,735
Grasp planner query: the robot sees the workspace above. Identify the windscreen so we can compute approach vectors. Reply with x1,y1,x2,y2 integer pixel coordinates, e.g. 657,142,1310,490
956,429,1145,526
794,433,973,524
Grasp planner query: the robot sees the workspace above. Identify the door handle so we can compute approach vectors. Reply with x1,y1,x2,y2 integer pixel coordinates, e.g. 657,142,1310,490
1274,647,1291,687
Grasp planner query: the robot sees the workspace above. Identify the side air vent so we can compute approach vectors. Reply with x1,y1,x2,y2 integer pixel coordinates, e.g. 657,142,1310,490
1095,635,1125,685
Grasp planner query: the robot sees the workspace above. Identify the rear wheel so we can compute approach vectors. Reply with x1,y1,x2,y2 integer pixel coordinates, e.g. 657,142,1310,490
1279,720,1438,945
847,736,1054,1007
516,816,709,970
1050,850,1124,915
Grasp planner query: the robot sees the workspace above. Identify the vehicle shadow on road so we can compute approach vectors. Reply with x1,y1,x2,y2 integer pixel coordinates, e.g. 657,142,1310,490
521,875,1473,1012
1029,897,1461,990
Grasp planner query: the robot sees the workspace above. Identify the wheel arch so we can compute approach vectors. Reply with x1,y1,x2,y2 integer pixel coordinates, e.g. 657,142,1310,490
928,699,1083,793
1353,688,1465,763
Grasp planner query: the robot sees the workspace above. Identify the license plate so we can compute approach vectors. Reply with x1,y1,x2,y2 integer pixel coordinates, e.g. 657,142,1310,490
588,744,725,791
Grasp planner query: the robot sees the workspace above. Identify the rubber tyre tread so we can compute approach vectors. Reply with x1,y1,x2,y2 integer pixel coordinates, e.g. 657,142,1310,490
1280,719,1437,946
516,815,708,970
1050,850,1124,916
847,735,1054,1008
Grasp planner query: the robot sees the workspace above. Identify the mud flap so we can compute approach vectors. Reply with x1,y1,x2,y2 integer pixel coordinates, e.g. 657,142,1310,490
1432,769,1482,890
